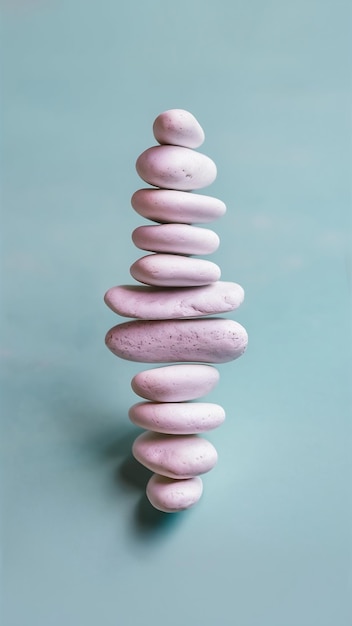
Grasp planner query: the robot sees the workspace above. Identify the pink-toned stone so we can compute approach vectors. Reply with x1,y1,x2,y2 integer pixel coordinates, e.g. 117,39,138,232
130,254,221,287
132,431,218,479
129,402,225,434
131,364,219,401
104,282,244,320
153,109,205,149
131,188,226,224
132,223,219,255
105,317,248,363
146,474,203,512
136,145,216,191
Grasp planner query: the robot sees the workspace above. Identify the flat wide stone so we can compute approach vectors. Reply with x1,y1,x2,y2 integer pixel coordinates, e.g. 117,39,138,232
105,317,248,363
104,282,244,319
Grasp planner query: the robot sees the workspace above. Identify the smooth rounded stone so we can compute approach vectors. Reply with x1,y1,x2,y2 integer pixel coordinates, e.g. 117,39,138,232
132,431,218,479
131,188,226,224
135,145,217,191
130,254,221,287
104,282,245,320
153,109,205,149
131,364,220,401
146,474,203,512
105,318,248,363
132,223,219,255
129,402,226,434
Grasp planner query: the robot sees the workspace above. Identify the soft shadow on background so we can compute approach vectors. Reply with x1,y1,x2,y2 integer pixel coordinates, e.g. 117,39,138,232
1,1,351,625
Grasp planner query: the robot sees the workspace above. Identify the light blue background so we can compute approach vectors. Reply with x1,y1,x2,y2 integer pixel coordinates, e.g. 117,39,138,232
1,1,351,625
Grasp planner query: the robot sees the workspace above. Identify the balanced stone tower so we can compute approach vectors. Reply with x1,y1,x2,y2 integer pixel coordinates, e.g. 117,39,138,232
105,109,248,512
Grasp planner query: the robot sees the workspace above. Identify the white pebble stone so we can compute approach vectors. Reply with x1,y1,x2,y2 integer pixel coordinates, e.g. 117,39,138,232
105,318,248,363
131,364,219,401
104,282,245,320
146,474,203,513
131,188,226,223
129,402,225,434
130,254,221,287
132,223,220,255
132,431,218,479
153,109,205,149
136,145,217,191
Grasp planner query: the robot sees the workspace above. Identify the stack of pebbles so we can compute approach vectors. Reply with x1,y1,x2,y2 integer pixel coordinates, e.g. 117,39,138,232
105,109,248,512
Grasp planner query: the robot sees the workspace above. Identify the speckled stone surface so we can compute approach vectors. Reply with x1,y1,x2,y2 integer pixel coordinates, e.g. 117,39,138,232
132,431,218,478
146,474,203,513
153,109,205,149
105,317,248,363
136,145,217,191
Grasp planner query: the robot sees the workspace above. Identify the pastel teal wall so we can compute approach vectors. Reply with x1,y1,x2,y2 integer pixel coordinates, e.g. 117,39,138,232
1,1,351,625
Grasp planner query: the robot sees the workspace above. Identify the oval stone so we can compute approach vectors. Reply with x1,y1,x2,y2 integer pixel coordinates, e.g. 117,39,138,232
129,402,225,434
146,474,203,512
135,145,217,191
132,223,219,255
105,318,248,363
132,431,218,479
153,109,205,149
130,254,221,287
104,282,245,320
131,364,220,401
131,188,226,224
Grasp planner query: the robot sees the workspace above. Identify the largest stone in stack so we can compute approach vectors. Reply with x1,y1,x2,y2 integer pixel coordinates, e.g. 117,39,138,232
105,109,248,513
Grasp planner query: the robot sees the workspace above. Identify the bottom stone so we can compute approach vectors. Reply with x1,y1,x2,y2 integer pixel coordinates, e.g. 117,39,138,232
146,474,203,513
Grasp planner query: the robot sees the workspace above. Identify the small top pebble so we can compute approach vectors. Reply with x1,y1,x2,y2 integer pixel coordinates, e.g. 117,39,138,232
153,109,205,149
